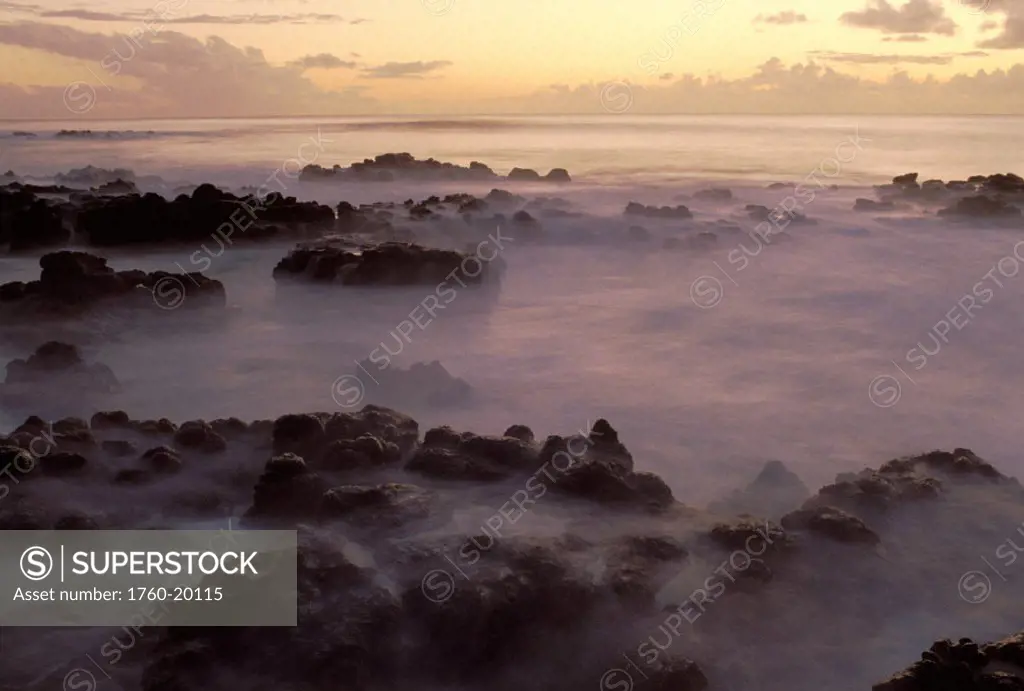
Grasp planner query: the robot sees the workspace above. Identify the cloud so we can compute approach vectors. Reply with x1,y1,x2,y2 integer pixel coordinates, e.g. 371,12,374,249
492,58,1024,114
4,3,365,25
360,60,453,79
841,0,957,35
289,53,358,70
979,17,1024,49
0,21,377,118
659,72,675,81
754,11,809,25
808,49,988,65
883,34,928,42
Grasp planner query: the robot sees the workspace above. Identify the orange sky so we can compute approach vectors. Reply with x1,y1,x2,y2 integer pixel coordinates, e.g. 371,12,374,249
1,0,1023,117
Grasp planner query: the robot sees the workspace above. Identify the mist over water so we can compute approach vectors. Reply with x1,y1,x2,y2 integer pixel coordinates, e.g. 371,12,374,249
2,114,1024,691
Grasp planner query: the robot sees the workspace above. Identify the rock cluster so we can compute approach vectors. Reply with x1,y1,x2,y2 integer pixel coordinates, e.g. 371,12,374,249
0,251,225,315
272,241,498,285
300,153,570,183
2,341,119,396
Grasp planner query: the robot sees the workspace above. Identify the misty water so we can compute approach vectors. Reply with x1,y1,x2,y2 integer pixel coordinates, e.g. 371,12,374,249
2,115,1024,691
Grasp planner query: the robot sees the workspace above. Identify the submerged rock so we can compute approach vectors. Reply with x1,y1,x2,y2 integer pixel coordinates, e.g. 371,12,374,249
624,202,693,219
1,341,119,397
0,251,225,316
273,241,499,286
937,195,1021,218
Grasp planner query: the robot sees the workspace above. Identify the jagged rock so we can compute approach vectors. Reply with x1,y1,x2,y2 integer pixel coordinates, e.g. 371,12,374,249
781,505,879,544
320,483,432,526
503,424,535,444
273,242,495,286
91,410,132,429
142,446,182,474
301,153,501,182
353,360,471,407
893,172,920,188
874,633,1024,690
173,420,227,453
246,453,329,520
938,195,1020,218
272,413,327,460
709,460,811,518
0,251,225,315
0,186,69,250
408,428,538,481
76,184,332,245
625,202,693,219
2,341,119,395
319,435,400,471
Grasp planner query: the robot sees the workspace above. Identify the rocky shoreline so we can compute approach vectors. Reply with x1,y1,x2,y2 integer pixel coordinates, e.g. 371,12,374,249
1,403,1021,690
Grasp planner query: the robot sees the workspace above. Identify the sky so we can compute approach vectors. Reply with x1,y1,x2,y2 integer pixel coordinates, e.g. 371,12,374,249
2,0,1024,117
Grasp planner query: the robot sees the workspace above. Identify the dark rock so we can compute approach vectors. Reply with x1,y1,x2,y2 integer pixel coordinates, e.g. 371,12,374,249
274,242,495,286
938,195,1020,218
781,505,879,544
407,428,538,481
320,483,432,526
173,420,227,453
507,167,542,182
3,342,119,394
76,184,332,246
0,251,225,315
353,360,471,407
319,435,400,471
624,202,693,219
247,453,330,520
91,410,131,430
503,424,534,444
874,633,1024,691
302,154,502,183
142,446,182,474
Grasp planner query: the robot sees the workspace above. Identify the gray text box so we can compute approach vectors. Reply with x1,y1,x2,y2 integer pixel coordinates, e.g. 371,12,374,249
0,530,297,626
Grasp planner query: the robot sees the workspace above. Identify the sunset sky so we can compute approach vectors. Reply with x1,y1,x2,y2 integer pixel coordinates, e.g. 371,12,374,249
2,0,1024,117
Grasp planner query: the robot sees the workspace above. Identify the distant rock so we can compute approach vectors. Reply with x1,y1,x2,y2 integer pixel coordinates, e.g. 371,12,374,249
1,342,119,399
938,195,1021,218
624,202,693,219
354,360,472,407
0,251,225,316
709,460,811,518
273,241,499,286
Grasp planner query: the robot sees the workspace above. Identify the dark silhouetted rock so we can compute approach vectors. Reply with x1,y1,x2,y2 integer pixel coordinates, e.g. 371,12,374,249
274,241,497,286
938,195,1020,218
173,420,227,453
625,202,693,219
2,342,119,398
781,505,879,544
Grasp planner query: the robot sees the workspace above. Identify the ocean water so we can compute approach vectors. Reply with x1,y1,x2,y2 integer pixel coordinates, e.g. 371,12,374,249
1,114,1023,504
2,114,1024,691
3,114,1024,188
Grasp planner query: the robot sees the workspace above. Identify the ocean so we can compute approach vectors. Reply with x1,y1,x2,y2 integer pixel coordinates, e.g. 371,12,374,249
2,113,1024,691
